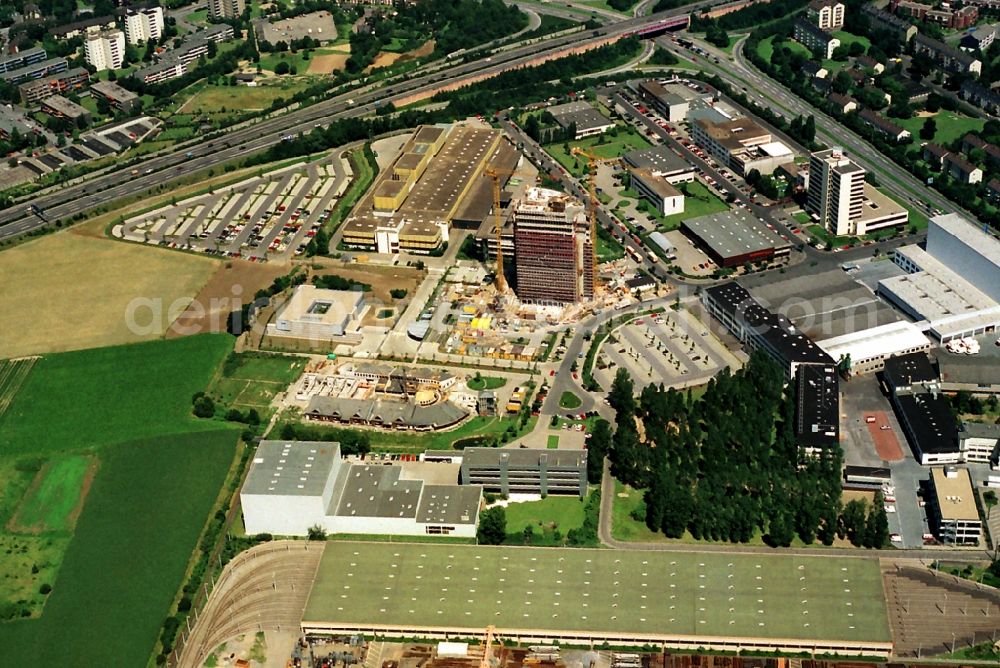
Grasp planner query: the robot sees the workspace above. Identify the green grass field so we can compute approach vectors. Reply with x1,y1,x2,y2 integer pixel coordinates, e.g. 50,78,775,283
656,181,729,231
338,414,538,452
896,111,985,147
304,542,891,644
832,31,871,51
546,435,559,449
184,84,309,113
0,335,235,458
467,376,507,391
559,391,582,409
0,335,240,663
209,352,306,415
9,455,91,533
0,430,238,667
504,495,587,535
259,51,313,75
0,358,35,416
546,124,652,176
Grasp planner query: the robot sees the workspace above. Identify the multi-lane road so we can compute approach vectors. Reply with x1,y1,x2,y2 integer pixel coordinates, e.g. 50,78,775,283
0,2,718,242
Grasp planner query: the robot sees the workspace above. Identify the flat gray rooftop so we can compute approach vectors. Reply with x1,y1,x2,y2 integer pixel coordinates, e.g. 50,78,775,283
682,210,790,261
243,441,340,496
462,447,585,469
623,145,691,174
744,268,904,340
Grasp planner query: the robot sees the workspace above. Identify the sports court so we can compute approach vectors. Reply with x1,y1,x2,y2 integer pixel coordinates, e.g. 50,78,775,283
303,543,892,654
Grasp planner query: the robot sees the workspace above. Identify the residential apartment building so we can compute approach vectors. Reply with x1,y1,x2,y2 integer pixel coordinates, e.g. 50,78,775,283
960,81,1000,115
929,467,981,545
84,29,126,72
960,24,998,52
858,109,911,142
208,0,245,20
124,5,165,45
861,4,917,42
0,57,68,85
944,154,983,184
513,187,594,304
807,0,845,29
90,80,140,112
0,46,48,75
794,18,841,58
459,448,587,498
18,67,90,104
912,34,982,74
891,0,978,29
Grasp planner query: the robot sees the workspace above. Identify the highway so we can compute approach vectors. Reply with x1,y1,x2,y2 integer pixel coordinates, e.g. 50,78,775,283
0,3,714,241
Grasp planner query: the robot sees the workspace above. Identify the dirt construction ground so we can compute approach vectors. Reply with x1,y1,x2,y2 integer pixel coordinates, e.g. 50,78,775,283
168,260,292,338
308,53,349,74
0,232,217,359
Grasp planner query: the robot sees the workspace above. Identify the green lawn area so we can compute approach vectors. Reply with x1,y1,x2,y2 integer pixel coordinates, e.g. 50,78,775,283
832,30,871,51
792,211,812,225
0,335,234,458
545,124,652,176
9,455,91,533
503,495,588,537
546,434,560,449
208,352,306,417
185,8,209,24
339,413,538,452
559,390,583,409
305,541,891,643
807,224,854,249
655,181,729,231
184,83,309,113
0,431,237,666
258,51,313,74
596,225,625,262
0,335,240,665
467,375,507,391
0,358,35,416
896,111,985,147
757,35,811,63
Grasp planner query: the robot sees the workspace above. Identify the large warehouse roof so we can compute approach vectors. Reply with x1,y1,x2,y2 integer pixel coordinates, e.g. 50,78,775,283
817,321,930,364
681,210,789,262
244,441,340,496
303,543,891,651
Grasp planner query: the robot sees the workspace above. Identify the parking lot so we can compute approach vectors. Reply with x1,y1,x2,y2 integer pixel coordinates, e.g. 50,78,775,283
593,308,738,390
115,152,351,262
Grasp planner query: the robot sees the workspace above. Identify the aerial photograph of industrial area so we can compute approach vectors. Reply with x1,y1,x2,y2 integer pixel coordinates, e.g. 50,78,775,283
1,0,1000,665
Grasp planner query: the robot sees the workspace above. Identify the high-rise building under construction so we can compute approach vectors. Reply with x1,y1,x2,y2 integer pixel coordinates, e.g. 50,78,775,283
513,187,594,303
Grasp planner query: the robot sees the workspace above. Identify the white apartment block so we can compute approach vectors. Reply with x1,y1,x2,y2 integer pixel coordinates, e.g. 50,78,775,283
124,6,164,45
808,148,865,236
84,29,125,72
808,0,845,29
208,0,245,20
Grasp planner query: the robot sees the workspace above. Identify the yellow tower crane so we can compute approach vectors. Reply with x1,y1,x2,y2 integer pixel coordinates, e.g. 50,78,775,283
482,167,518,294
570,147,619,296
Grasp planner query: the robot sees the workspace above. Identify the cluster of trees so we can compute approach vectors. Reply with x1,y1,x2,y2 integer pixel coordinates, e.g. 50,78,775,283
606,353,847,547
705,23,729,49
347,0,526,72
312,274,370,291
438,37,642,118
278,422,372,455
691,0,804,32
260,35,322,53
951,390,999,417
477,506,507,544
523,111,575,145
839,492,890,548
123,36,259,98
745,168,783,200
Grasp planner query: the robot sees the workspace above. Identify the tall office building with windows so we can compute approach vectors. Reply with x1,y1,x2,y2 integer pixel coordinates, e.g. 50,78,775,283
513,187,594,304
807,148,866,236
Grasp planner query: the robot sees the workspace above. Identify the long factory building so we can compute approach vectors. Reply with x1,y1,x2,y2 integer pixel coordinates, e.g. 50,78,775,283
341,123,520,254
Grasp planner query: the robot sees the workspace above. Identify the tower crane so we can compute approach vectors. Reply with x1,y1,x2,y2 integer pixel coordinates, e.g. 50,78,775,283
570,147,620,295
482,167,519,294
479,625,499,668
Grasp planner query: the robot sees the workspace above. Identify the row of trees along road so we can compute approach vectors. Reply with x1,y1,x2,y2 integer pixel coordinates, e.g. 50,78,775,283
605,353,888,548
